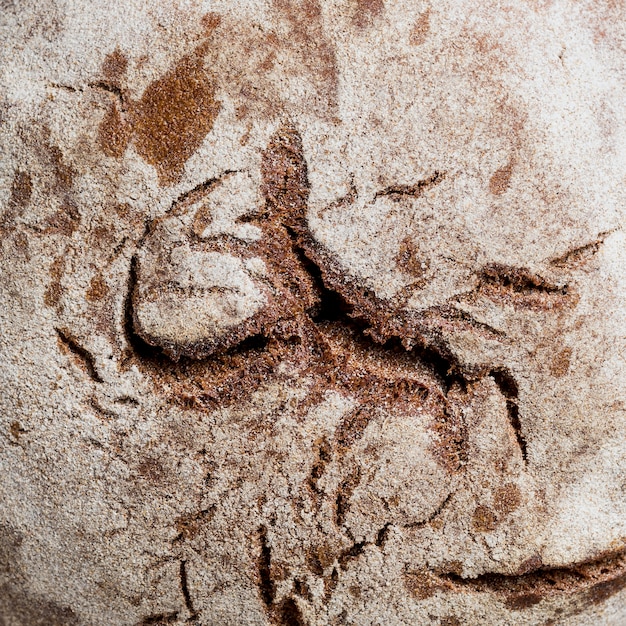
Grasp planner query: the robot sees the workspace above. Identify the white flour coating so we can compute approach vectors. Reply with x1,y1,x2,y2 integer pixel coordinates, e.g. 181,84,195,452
1,1,626,625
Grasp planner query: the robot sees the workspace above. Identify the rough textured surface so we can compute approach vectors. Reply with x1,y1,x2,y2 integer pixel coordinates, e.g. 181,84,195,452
1,1,626,624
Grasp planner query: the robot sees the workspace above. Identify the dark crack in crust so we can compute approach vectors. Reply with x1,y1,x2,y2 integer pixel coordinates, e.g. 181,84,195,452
114,122,626,620
122,124,467,472
437,547,626,614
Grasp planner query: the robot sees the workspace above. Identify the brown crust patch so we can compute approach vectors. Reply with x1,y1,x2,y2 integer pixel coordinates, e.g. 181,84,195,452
86,273,109,302
102,49,128,85
396,237,429,281
549,347,572,378
44,254,66,307
174,507,216,541
352,0,384,27
494,483,521,516
99,102,132,158
410,10,430,46
40,203,81,237
472,505,498,532
489,162,514,195
131,47,221,185
9,170,32,208
404,569,455,600
98,17,221,185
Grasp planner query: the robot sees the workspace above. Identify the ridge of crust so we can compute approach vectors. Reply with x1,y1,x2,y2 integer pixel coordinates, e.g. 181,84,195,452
434,545,626,612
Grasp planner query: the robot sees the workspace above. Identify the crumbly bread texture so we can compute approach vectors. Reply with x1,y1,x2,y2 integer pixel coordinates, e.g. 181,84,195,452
1,1,626,624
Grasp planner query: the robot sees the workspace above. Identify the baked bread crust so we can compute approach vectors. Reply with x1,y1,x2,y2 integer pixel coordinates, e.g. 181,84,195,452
1,1,626,624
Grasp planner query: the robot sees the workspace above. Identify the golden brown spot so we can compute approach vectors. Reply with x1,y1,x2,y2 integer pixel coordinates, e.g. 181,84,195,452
472,505,498,532
550,347,572,378
348,585,361,598
132,47,221,185
44,255,66,307
102,49,128,85
396,237,429,280
98,19,221,186
410,10,430,46
494,483,522,515
86,273,109,302
201,12,222,34
48,144,75,193
489,161,514,195
99,102,131,158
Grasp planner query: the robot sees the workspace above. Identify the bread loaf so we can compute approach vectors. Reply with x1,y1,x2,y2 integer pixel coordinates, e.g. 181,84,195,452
1,1,626,624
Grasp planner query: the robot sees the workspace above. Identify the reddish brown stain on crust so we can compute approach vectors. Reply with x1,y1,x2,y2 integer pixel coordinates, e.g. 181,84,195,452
410,10,430,46
98,16,222,186
102,48,128,85
396,237,429,281
352,0,384,27
494,483,521,515
44,255,66,307
441,547,626,613
404,569,454,600
477,263,576,312
137,457,165,483
584,569,626,605
489,162,514,195
174,508,215,540
132,47,221,185
472,505,498,532
430,407,467,473
86,273,109,302
48,143,75,193
41,203,81,236
549,347,571,377
99,103,131,158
